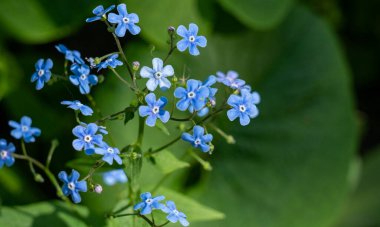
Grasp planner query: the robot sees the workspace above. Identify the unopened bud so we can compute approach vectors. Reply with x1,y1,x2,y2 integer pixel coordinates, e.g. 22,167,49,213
94,184,103,194
178,123,186,131
172,76,178,83
202,161,213,171
208,143,214,155
132,61,140,71
34,174,45,183
226,135,236,144
168,26,175,34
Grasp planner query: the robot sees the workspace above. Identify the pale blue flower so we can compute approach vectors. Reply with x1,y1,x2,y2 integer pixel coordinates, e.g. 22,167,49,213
134,192,165,215
181,125,213,152
227,89,259,126
9,116,41,143
72,123,103,155
107,3,140,37
0,139,15,168
103,169,128,186
174,79,209,112
176,23,207,56
31,59,53,90
162,201,189,226
94,143,122,165
96,54,123,72
58,169,87,203
61,100,93,116
140,58,174,91
69,64,98,94
86,5,115,23
139,93,170,127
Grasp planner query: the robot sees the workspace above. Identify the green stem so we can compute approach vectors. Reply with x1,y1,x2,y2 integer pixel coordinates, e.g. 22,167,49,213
170,112,196,122
109,67,134,90
21,140,41,181
46,139,59,169
82,160,105,181
108,213,138,218
137,117,145,146
157,221,170,227
95,108,126,124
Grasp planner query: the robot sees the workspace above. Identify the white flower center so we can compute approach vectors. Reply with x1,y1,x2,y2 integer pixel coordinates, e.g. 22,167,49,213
173,210,179,215
84,135,92,143
22,126,29,132
210,99,216,106
122,17,130,23
68,182,75,190
188,91,196,98
194,138,201,145
76,102,83,107
152,106,159,114
107,147,114,154
80,74,87,80
189,35,195,42
239,105,246,112
145,198,153,204
155,72,162,78
1,150,7,159
38,69,45,77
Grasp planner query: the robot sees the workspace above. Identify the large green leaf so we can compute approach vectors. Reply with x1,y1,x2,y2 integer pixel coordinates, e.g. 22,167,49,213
0,201,89,226
335,147,380,227
0,50,22,100
126,0,210,47
218,0,294,29
183,6,358,227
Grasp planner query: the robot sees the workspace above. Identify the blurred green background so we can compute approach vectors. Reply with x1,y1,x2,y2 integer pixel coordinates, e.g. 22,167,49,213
0,0,379,226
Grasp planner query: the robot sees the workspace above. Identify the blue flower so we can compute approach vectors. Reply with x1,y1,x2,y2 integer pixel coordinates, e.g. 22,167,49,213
174,79,209,112
176,23,207,56
58,169,87,204
103,169,128,186
140,58,174,91
107,3,141,37
55,44,85,65
30,59,53,90
227,89,259,126
9,116,41,143
181,125,213,152
61,100,93,116
0,139,16,168
162,201,189,227
69,64,98,94
134,192,165,215
96,54,123,72
94,143,122,165
80,122,108,135
86,5,115,23
139,93,170,127
196,75,218,117
72,123,103,155
216,70,246,90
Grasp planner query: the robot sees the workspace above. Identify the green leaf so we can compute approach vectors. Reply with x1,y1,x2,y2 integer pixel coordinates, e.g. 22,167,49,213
335,147,380,227
218,0,295,29
157,187,225,222
155,121,171,136
152,150,190,174
0,201,89,226
126,0,210,47
0,50,22,100
184,6,358,227
124,106,137,125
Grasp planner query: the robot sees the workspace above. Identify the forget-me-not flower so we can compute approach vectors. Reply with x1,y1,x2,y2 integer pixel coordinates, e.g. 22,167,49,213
103,169,128,186
216,70,246,90
58,169,87,203
31,59,53,90
162,201,189,227
72,123,103,155
139,93,170,127
181,125,213,152
134,192,165,215
61,100,93,116
107,3,141,37
96,54,123,72
176,23,207,56
9,116,41,143
195,75,218,117
69,64,98,94
227,89,259,126
55,44,85,65
86,5,115,23
140,58,174,91
94,143,122,165
0,139,15,168
174,79,209,112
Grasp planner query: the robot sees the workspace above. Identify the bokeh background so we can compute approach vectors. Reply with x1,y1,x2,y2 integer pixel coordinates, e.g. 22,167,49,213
0,0,379,226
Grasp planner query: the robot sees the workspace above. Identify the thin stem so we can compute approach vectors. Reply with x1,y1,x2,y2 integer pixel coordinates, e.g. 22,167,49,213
95,108,126,124
157,221,170,227
46,139,59,169
137,117,145,146
163,31,176,63
109,67,134,89
21,140,40,181
108,213,138,218
151,213,155,225
86,94,103,118
82,160,105,181
170,112,196,122
112,202,132,215
138,214,155,226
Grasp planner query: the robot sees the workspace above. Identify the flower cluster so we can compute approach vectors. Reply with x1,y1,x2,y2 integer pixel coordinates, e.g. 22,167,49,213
134,192,189,226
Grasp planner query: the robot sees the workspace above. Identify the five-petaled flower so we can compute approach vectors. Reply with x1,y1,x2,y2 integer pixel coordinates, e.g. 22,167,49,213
195,75,218,117
96,54,123,72
134,192,165,215
61,100,93,116
103,169,128,186
140,58,174,91
31,58,53,90
162,201,189,227
139,93,170,127
216,70,246,90
72,123,103,155
108,3,141,37
174,79,209,112
0,139,16,168
227,89,259,126
55,44,85,65
181,125,213,152
58,169,87,204
9,116,41,143
176,23,207,56
86,5,115,23
69,64,98,94
94,143,123,165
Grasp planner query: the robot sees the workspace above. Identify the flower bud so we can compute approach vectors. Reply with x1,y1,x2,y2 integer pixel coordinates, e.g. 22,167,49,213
34,174,45,183
226,135,236,144
208,143,215,155
168,26,175,35
172,76,178,83
132,61,140,71
94,184,103,194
